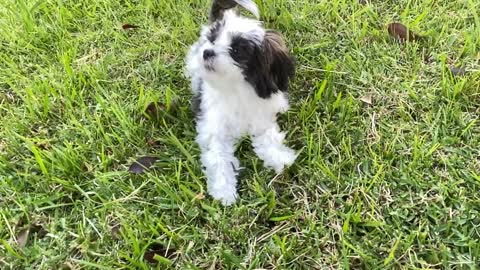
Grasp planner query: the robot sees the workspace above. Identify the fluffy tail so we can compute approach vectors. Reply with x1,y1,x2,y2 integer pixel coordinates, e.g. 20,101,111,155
209,0,259,22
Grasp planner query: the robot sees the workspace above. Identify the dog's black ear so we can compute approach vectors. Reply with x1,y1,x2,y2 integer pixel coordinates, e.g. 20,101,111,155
244,31,294,99
260,30,295,96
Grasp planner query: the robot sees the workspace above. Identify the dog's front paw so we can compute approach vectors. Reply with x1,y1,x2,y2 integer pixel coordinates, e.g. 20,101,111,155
208,184,237,206
268,146,297,174
207,174,238,206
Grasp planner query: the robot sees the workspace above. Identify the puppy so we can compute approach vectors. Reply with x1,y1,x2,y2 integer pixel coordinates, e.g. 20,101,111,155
186,0,296,205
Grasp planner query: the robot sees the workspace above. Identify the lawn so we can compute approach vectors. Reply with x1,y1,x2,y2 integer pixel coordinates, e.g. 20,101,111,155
1,0,479,269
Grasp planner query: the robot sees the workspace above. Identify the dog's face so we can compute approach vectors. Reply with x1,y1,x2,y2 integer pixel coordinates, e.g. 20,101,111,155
190,11,294,98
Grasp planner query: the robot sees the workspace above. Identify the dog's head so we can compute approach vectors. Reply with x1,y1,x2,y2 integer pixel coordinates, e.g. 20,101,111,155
192,11,295,98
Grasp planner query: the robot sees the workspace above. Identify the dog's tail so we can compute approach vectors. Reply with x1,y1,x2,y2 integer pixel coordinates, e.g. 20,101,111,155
210,0,259,22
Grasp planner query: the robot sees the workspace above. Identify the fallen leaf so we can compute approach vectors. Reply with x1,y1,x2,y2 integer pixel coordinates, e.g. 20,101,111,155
111,223,121,240
144,102,166,119
387,23,418,42
122,24,139,30
360,94,373,105
449,66,466,77
145,102,159,116
143,100,181,120
144,243,176,264
147,138,159,147
16,228,30,248
128,156,159,174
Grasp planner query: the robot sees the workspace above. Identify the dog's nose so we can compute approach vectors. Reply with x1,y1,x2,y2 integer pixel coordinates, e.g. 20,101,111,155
203,49,216,60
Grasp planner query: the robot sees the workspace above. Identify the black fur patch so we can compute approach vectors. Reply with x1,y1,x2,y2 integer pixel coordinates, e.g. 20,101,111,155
229,35,256,67
207,21,225,43
230,35,295,99
209,0,237,22
191,79,203,119
266,42,295,93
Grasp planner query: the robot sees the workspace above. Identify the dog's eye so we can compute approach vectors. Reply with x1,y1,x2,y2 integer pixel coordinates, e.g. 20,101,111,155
233,48,239,54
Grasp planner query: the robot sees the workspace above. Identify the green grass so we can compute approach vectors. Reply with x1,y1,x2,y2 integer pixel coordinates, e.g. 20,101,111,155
1,0,479,269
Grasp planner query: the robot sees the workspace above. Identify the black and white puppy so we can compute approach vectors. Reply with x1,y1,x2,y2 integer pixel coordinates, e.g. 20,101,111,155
186,0,296,205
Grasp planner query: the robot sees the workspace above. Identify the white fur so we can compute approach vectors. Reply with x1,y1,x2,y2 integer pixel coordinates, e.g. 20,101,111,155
186,10,296,206
234,0,260,19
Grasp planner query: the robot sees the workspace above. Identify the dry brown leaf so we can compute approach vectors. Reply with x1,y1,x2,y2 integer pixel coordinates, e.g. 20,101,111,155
360,94,373,105
147,138,159,147
387,23,419,42
111,223,121,240
143,99,180,121
144,102,165,119
128,156,159,174
144,243,176,264
122,24,139,30
16,228,30,248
